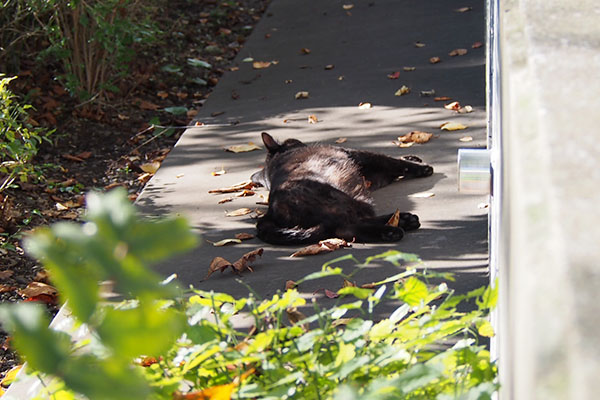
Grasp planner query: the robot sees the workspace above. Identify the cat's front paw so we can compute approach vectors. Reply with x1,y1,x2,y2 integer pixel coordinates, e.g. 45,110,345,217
398,212,421,231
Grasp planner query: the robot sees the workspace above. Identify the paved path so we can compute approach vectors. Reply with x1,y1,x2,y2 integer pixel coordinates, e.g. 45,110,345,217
136,0,488,321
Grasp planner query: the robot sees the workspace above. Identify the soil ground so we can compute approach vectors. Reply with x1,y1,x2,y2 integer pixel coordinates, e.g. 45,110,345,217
0,0,270,379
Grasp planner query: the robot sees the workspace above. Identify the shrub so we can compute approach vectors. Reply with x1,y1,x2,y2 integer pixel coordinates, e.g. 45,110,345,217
0,75,52,191
0,189,497,399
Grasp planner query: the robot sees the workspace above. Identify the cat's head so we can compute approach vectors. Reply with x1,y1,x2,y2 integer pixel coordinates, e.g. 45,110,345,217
251,132,306,188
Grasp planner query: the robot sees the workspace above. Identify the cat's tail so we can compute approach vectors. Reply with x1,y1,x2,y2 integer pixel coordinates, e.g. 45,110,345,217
256,217,329,245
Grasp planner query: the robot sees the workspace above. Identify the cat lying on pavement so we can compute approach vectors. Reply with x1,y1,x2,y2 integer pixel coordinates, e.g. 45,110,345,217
251,132,433,245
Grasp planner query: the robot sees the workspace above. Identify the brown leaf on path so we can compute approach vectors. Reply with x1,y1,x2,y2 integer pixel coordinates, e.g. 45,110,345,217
324,64,335,70
211,168,226,176
440,122,468,131
75,151,92,160
395,86,410,96
235,190,255,197
157,91,169,99
208,238,242,247
444,101,461,110
286,307,308,329
386,209,401,227
387,71,400,79
235,233,255,240
403,66,416,71
342,279,356,288
225,143,261,153
455,6,472,12
204,257,232,280
429,56,441,64
308,114,319,124
398,131,433,144
291,238,352,257
295,91,309,99
335,137,347,144
434,96,452,101
231,248,263,273
325,289,339,299
218,197,234,204
300,48,311,54
472,41,483,49
140,161,161,174
226,207,253,217
209,180,256,194
449,48,468,56
342,4,354,10
252,61,272,69
18,281,58,298
414,41,426,48
285,280,297,290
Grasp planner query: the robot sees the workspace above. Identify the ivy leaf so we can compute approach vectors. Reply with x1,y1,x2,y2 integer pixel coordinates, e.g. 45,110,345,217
163,106,189,116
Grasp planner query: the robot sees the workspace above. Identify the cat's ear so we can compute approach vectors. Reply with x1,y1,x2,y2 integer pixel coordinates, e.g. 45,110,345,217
261,132,280,153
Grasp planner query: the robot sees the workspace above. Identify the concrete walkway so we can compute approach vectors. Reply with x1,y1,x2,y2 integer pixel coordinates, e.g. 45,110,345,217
136,0,488,319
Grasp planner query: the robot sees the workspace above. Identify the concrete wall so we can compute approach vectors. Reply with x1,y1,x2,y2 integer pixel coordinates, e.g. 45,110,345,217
497,0,600,398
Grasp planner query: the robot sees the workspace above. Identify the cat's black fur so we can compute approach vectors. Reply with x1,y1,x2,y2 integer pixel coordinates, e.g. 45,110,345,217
251,132,433,245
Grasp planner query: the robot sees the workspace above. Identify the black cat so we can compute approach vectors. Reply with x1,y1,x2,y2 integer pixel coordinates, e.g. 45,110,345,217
251,132,433,245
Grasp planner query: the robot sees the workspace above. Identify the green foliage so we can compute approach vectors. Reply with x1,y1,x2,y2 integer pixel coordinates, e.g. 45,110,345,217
1,0,159,99
0,75,52,191
0,190,497,399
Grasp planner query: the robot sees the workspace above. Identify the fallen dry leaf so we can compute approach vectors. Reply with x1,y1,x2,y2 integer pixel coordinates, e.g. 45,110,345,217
18,281,58,298
308,115,319,124
459,136,474,142
139,100,160,110
295,91,309,99
403,66,416,71
291,238,352,257
409,192,435,198
444,101,461,111
286,307,308,329
429,56,441,64
140,161,161,174
209,238,242,247
157,91,169,99
225,143,261,153
211,168,226,176
449,48,468,56
252,61,272,69
75,151,92,160
386,209,401,227
472,41,483,49
209,180,256,194
342,279,356,288
300,48,311,54
226,208,253,217
395,86,410,96
358,102,372,109
335,137,347,144
235,190,255,197
324,64,335,70
218,197,234,204
387,71,401,79
414,41,426,48
394,141,414,148
420,89,436,97
398,131,434,144
204,248,264,280
342,4,354,10
62,154,85,163
458,105,473,113
235,233,255,240
434,96,452,101
455,6,472,12
325,289,339,299
440,122,468,131
285,280,297,290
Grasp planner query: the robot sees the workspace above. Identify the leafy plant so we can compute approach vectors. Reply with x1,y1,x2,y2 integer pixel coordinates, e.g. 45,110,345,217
0,189,497,399
0,75,52,191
